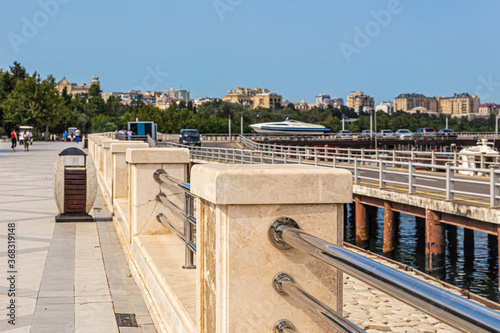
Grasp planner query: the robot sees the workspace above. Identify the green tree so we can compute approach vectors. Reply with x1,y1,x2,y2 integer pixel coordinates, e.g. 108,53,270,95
2,73,69,137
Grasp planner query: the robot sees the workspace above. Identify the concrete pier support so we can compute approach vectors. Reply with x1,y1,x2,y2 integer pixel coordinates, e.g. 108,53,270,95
354,196,369,248
464,228,475,274
425,209,446,278
383,201,395,257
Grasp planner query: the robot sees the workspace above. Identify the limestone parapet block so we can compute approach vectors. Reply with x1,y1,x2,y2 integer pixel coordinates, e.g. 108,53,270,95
110,142,149,153
192,163,353,204
102,139,120,148
126,148,189,164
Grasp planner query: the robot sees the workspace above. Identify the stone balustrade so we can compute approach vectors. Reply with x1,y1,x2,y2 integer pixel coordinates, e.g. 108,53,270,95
86,133,353,333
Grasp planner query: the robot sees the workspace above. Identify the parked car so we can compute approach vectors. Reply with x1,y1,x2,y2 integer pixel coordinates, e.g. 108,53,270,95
376,129,395,139
359,130,373,139
335,130,353,139
179,129,202,146
414,127,436,138
436,129,457,138
395,129,413,140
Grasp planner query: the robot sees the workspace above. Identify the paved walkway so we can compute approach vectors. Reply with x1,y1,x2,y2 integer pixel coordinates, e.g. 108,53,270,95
0,141,156,333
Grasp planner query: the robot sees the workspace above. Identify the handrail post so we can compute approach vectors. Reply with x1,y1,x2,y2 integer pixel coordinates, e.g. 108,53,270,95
379,160,386,188
354,159,360,184
191,164,352,332
490,166,499,207
446,163,454,201
408,161,416,194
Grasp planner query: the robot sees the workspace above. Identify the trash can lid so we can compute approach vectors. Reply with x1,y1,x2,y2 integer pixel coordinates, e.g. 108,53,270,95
59,147,87,156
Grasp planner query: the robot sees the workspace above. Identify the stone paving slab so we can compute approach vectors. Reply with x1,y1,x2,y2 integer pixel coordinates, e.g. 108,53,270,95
0,142,156,332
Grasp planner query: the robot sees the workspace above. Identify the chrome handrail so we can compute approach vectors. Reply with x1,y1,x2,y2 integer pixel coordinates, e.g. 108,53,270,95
154,168,196,269
268,219,500,333
273,273,365,333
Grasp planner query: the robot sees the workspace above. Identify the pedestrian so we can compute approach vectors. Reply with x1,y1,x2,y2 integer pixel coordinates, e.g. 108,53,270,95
42,132,45,141
29,130,33,145
127,129,133,141
63,130,67,142
10,129,17,151
75,129,81,143
18,130,24,145
23,130,30,152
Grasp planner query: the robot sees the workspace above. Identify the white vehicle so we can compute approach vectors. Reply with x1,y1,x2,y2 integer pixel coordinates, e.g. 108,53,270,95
250,119,330,135
458,139,500,176
395,129,413,140
19,126,33,145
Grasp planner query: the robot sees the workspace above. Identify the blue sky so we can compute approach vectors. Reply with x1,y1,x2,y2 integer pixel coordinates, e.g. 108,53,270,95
1,0,499,105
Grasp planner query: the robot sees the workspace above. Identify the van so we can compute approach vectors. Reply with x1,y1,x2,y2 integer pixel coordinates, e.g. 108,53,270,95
179,129,201,146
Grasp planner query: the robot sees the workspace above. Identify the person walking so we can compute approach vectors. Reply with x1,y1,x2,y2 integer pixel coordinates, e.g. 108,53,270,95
23,130,30,152
63,130,67,142
75,129,81,143
29,130,33,145
10,129,17,151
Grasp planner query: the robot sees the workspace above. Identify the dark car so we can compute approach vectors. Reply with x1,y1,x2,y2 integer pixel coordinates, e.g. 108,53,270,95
179,129,201,146
436,129,457,137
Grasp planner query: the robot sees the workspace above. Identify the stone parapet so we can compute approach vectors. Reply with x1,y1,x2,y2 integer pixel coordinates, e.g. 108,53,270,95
192,163,352,333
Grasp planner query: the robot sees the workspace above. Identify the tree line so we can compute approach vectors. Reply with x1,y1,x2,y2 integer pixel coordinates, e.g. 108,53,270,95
1,62,497,138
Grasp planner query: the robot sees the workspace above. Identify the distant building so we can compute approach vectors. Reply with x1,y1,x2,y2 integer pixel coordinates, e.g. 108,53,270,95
193,97,218,106
223,87,282,109
479,103,500,115
375,101,394,114
295,99,310,111
118,90,142,105
102,92,123,102
437,93,480,115
315,93,343,109
346,91,374,112
393,93,438,113
57,75,100,96
165,88,190,103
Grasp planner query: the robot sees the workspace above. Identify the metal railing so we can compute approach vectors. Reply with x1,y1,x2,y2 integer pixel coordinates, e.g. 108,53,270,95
154,169,196,269
115,133,149,142
159,141,500,207
268,218,500,333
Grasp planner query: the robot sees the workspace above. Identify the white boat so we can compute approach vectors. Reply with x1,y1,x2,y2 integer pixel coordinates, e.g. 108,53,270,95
458,139,500,176
250,120,330,135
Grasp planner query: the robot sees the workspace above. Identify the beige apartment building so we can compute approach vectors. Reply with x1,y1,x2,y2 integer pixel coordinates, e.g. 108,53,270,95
393,93,438,114
437,93,480,115
346,91,374,111
223,88,283,109
57,75,100,95
394,92,480,117
479,103,500,115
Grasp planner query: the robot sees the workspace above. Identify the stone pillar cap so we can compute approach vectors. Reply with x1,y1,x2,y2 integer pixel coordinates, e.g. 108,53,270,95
126,148,190,164
102,139,121,148
191,163,352,205
110,142,149,153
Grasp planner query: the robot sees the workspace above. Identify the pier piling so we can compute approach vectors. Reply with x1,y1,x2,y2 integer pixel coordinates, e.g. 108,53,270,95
383,201,395,257
355,196,369,248
425,209,446,279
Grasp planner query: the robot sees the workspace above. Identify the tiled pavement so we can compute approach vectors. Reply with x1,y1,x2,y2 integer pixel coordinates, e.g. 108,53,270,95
0,141,156,332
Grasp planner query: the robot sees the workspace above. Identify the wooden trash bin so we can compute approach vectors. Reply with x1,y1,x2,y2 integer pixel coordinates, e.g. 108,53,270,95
53,147,97,222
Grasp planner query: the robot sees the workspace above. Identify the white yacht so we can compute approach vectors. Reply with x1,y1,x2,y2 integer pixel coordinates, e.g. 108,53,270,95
458,139,500,176
250,120,330,135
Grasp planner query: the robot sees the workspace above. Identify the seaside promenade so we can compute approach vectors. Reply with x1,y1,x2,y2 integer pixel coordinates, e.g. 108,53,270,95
2,139,497,332
0,141,156,332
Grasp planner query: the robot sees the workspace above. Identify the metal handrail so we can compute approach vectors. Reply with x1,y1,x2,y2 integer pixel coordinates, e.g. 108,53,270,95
154,168,196,269
273,273,365,333
162,141,500,207
268,219,500,333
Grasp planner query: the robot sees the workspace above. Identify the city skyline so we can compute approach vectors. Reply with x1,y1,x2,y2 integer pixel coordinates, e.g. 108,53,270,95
1,1,499,104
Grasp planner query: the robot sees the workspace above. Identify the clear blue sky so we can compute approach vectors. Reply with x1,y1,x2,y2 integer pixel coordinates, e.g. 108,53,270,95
1,0,499,105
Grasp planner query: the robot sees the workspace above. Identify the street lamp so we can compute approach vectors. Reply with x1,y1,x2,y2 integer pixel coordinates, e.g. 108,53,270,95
240,111,243,137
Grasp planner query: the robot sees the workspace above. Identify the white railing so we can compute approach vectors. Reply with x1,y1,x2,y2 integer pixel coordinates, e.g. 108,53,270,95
160,141,500,207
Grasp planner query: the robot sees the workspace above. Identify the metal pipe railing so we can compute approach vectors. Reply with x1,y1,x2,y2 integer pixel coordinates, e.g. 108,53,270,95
273,273,365,333
268,219,500,333
154,169,196,269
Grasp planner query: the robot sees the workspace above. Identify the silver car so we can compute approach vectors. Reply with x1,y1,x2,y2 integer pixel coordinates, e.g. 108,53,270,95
395,129,413,140
376,129,395,139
